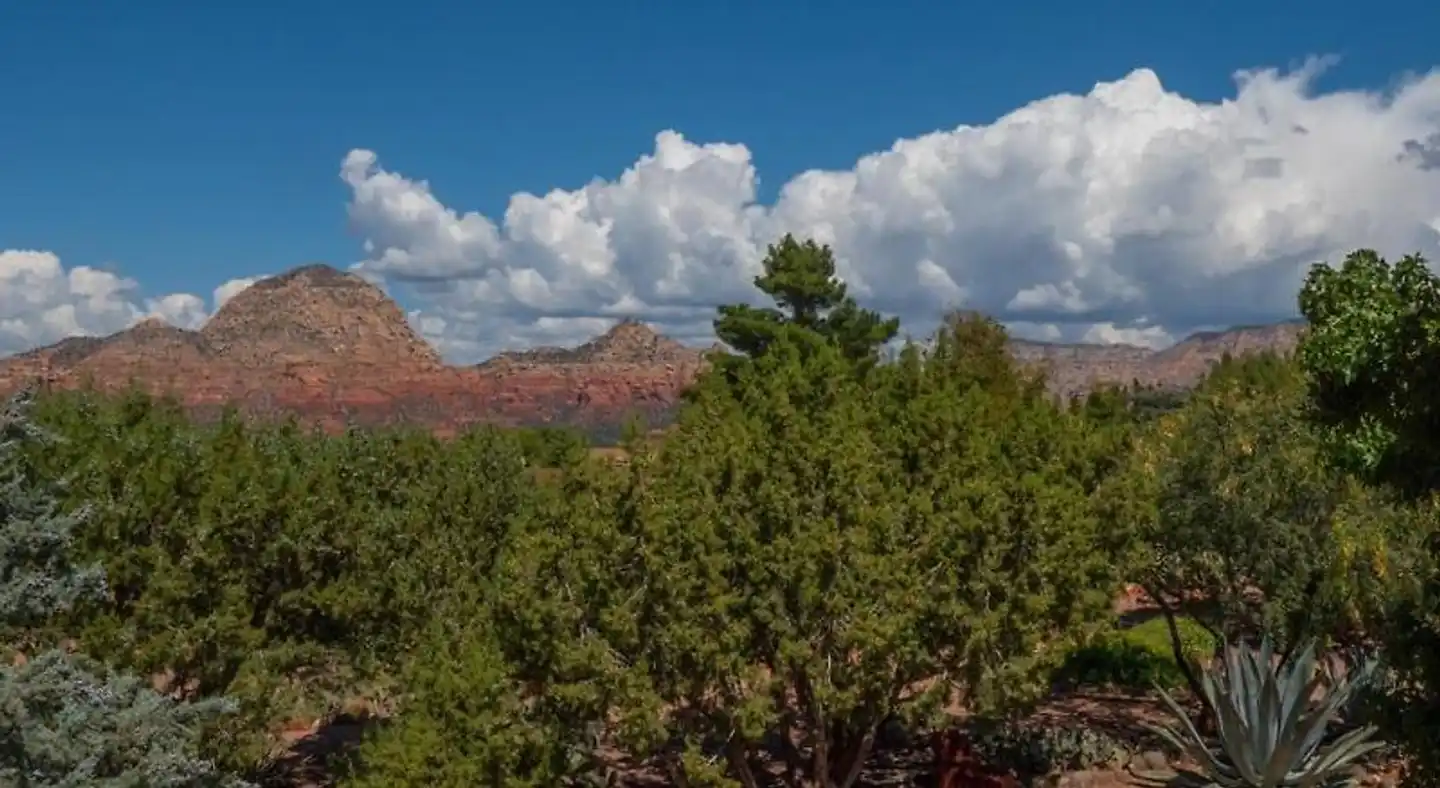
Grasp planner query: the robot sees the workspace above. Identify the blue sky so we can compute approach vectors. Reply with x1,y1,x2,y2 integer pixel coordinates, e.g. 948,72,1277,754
4,0,1440,360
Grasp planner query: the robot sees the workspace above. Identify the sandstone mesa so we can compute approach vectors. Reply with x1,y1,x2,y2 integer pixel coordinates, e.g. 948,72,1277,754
0,264,1304,436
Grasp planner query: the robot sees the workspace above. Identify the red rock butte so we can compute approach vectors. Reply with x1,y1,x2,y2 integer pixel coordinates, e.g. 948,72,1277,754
0,263,1305,437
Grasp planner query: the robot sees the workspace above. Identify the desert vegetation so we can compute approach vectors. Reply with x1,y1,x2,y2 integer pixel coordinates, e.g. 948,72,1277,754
3,236,1439,787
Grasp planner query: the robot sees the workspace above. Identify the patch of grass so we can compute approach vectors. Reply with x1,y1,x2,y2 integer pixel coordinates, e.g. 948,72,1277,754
1053,616,1219,692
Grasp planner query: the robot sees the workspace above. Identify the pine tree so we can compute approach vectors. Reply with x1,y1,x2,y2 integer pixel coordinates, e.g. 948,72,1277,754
0,389,249,788
713,234,900,370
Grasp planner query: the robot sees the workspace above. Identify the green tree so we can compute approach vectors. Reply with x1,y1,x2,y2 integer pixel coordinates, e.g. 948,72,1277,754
513,426,590,469
0,389,245,787
502,312,1124,788
1075,382,1188,429
0,390,104,640
1296,249,1440,786
1298,249,1440,495
1122,353,1398,698
713,234,899,370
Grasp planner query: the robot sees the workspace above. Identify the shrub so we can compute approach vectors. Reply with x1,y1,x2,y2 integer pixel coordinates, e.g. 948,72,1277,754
1295,249,1440,787
0,389,246,786
1148,637,1384,788
341,621,595,788
513,426,590,469
971,720,1131,777
20,390,540,770
0,651,248,787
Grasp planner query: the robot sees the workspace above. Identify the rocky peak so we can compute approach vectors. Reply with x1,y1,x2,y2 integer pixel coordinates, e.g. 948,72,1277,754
1011,321,1308,400
1153,321,1305,363
14,335,106,366
245,263,369,292
108,317,210,351
199,264,442,369
0,307,1315,437
481,319,702,368
1007,337,1154,364
27,318,209,367
580,319,694,363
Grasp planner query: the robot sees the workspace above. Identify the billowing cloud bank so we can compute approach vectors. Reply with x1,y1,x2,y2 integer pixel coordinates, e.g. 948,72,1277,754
6,63,1440,361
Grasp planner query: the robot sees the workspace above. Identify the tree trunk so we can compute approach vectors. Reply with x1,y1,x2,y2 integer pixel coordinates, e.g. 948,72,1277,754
934,729,1017,788
1151,587,1215,735
725,739,762,788
829,724,875,788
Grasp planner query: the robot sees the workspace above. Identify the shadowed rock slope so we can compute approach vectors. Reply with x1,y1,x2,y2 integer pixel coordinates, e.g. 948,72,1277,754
0,264,1304,435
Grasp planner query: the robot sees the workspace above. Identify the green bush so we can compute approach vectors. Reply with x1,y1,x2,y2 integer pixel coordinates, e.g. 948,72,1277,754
971,719,1131,776
492,308,1132,787
513,425,590,468
341,621,598,788
0,389,247,787
0,651,249,788
20,388,541,774
1053,616,1219,692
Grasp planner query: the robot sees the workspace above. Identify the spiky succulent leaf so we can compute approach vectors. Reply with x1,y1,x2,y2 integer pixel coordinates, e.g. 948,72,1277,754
1146,690,1243,785
1213,677,1262,783
1307,724,1384,776
1253,644,1282,772
1150,637,1384,788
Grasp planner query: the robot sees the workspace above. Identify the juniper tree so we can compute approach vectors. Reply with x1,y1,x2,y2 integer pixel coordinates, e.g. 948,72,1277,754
0,389,248,788
497,312,1126,788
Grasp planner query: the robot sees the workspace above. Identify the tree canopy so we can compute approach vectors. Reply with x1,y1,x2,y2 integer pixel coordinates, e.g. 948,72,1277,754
713,234,900,371
1298,249,1440,495
0,390,247,787
1297,249,1440,787
2,237,1433,787
482,310,1131,787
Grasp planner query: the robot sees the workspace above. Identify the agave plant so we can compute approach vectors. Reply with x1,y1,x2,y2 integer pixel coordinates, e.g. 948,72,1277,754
1146,637,1385,788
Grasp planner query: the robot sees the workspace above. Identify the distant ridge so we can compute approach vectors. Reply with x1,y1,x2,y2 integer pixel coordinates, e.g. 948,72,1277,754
480,318,696,367
0,263,1305,434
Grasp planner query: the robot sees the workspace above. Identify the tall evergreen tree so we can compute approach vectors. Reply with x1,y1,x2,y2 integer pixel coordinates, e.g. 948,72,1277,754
0,389,248,788
713,234,900,370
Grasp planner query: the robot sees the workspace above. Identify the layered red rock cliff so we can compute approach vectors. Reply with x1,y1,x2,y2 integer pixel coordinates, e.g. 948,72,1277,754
0,264,1304,436
1009,320,1305,401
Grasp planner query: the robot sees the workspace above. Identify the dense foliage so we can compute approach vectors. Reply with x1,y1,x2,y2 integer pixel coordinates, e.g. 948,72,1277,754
1123,353,1403,688
17,394,538,770
1297,249,1440,787
1,238,1433,787
493,314,1128,787
0,390,246,787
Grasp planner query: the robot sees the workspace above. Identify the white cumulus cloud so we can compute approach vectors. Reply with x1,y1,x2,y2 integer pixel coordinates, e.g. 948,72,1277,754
213,276,263,310
0,249,264,356
344,61,1440,360
0,250,145,353
1080,323,1174,349
7,61,1440,363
